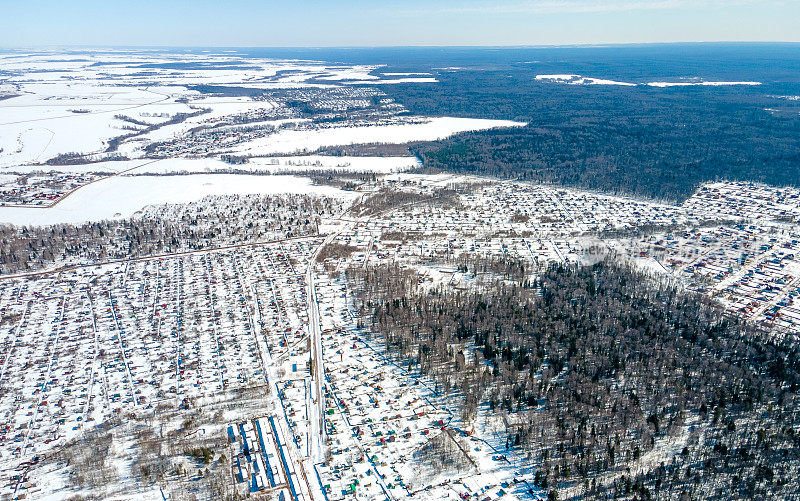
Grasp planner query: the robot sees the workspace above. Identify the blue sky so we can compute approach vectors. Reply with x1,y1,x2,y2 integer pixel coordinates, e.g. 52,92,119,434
1,0,798,47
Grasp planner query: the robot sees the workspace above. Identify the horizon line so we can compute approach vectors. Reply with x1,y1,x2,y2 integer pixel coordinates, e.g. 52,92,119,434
2,41,800,51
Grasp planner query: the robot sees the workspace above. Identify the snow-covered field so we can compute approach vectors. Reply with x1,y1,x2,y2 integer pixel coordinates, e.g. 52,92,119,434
535,74,636,86
535,74,763,88
0,49,526,231
647,80,762,87
227,117,525,156
5,155,419,177
0,174,353,226
0,51,524,170
242,155,421,173
0,82,194,167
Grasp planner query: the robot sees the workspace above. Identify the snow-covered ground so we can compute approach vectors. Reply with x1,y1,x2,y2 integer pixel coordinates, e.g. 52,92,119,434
2,161,800,499
228,117,525,156
0,174,353,226
0,82,194,167
1,51,523,169
0,50,521,231
647,80,762,87
4,155,419,176
535,74,763,88
244,155,421,173
10,49,795,501
535,74,636,86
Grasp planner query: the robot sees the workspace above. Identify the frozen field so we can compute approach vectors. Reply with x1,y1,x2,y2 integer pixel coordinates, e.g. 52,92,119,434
0,174,352,226
226,117,524,156
534,74,762,87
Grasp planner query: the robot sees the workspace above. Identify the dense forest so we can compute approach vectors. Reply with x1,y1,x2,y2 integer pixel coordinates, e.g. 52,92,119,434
349,260,800,499
380,69,800,201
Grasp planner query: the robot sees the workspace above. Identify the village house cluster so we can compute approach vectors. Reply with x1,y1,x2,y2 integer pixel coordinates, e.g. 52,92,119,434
326,177,800,339
0,172,104,207
0,238,320,497
146,87,413,159
3,170,800,499
0,187,536,500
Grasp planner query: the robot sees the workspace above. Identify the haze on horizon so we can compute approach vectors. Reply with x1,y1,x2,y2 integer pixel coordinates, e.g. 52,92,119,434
1,0,799,48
